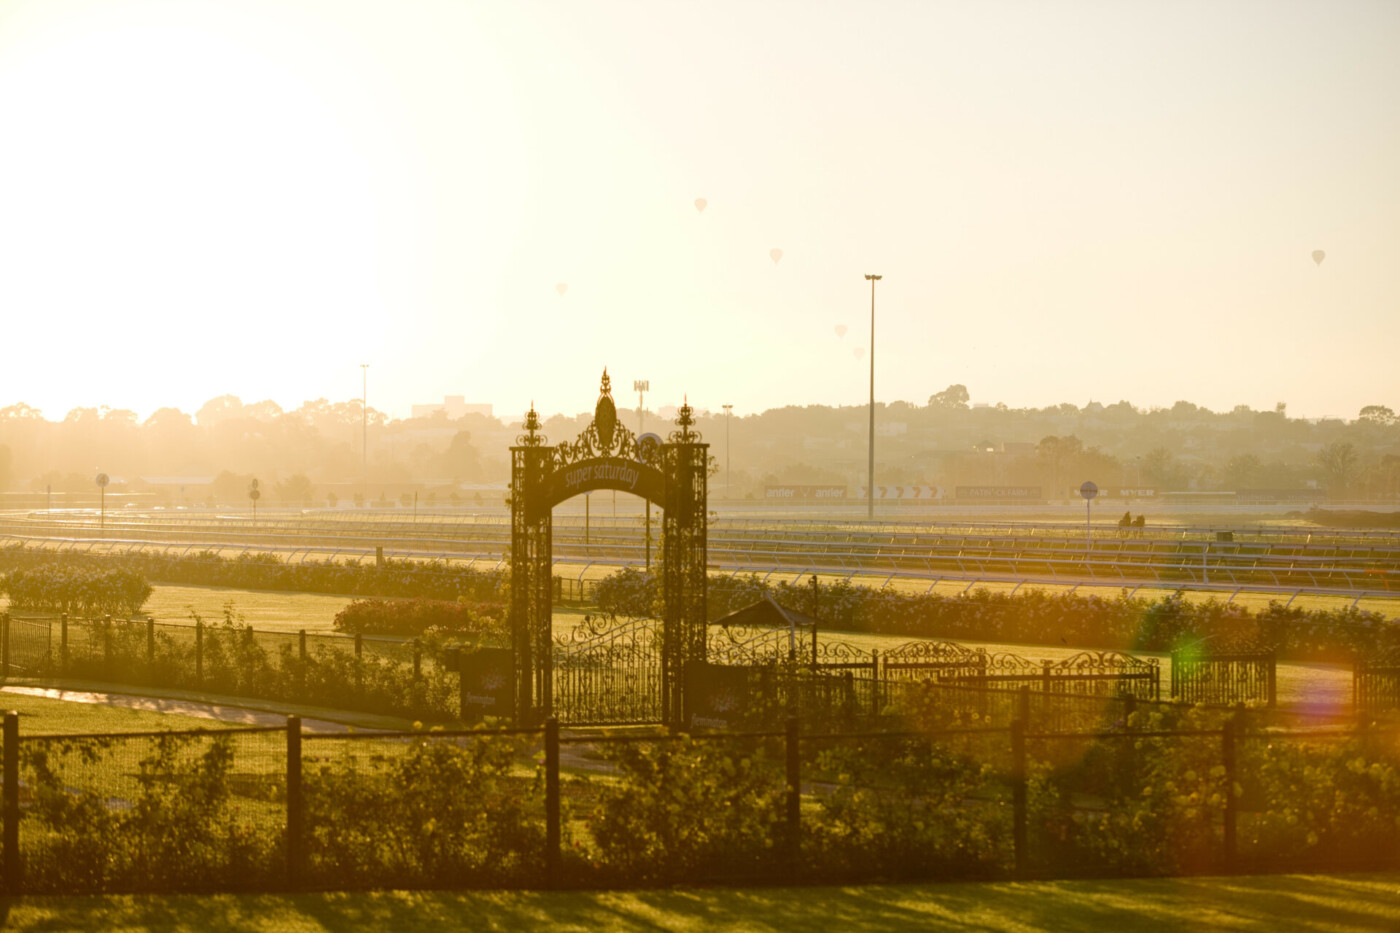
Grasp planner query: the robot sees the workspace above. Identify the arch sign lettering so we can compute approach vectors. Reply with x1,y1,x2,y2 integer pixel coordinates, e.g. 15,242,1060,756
511,370,708,726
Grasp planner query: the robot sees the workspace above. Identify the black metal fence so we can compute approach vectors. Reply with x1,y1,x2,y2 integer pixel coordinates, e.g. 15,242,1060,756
1355,656,1400,713
2,697,1397,895
1170,649,1277,707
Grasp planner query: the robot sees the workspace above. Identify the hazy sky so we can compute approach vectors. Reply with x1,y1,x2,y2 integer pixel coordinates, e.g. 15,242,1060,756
1,0,1396,423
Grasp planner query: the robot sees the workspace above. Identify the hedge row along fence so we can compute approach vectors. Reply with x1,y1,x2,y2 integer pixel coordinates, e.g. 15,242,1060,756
1,693,1397,895
1,565,152,619
0,545,504,604
595,568,1400,663
1,543,1393,662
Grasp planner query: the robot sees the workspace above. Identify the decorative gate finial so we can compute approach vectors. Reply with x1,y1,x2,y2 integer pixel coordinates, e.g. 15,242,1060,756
671,394,699,443
518,402,546,447
595,369,617,450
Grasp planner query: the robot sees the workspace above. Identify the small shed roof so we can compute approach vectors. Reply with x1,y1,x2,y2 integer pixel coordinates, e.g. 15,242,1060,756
712,594,819,631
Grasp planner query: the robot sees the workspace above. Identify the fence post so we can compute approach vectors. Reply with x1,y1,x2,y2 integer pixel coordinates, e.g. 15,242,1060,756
786,714,801,879
4,710,18,891
195,621,204,684
1222,717,1237,872
102,616,113,673
1018,683,1031,732
545,717,560,887
1011,712,1027,879
60,613,68,675
146,617,155,667
870,649,880,716
1,614,9,679
354,633,364,698
286,715,303,887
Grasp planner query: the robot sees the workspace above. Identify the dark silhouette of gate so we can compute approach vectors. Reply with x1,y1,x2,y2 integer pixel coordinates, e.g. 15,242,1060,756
511,370,707,726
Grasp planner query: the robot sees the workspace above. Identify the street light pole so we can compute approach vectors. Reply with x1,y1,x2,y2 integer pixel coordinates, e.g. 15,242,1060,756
634,379,650,570
360,364,369,493
864,274,882,521
722,404,733,499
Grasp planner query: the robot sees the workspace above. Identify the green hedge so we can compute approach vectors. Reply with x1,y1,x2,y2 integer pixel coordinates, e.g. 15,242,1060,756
332,598,508,641
1,565,152,618
594,567,1400,662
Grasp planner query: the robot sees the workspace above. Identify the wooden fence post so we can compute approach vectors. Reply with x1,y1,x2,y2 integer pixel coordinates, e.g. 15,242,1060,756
60,613,68,675
354,633,363,697
1,614,10,679
146,617,155,668
786,714,801,878
286,715,303,887
544,717,560,886
1222,717,1237,872
102,616,113,673
195,621,204,684
1012,693,1028,879
3,710,18,891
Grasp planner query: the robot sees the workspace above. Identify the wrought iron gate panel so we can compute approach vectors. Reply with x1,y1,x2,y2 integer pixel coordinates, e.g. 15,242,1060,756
553,616,663,724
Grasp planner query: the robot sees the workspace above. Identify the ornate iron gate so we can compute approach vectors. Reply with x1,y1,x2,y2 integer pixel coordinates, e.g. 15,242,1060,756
511,371,708,726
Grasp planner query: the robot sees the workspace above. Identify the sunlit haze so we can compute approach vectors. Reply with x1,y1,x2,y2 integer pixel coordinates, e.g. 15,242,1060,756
1,0,1396,422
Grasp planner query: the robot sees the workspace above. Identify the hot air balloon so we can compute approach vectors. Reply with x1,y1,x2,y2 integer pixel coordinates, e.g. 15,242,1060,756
770,248,783,264
1312,250,1325,266
853,347,865,360
834,324,847,338
694,198,707,214
556,283,568,297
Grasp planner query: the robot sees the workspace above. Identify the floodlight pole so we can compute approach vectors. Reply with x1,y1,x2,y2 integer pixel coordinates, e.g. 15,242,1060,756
722,404,733,498
360,363,369,495
864,274,882,520
635,379,650,570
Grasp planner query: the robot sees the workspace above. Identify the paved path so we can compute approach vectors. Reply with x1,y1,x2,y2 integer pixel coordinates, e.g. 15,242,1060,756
0,685,356,733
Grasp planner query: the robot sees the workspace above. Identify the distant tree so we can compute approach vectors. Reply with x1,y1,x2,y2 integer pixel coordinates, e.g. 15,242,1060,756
927,384,970,409
438,431,481,481
1358,405,1397,427
1317,442,1359,493
276,473,314,505
1222,454,1262,491
196,395,244,427
1142,447,1187,490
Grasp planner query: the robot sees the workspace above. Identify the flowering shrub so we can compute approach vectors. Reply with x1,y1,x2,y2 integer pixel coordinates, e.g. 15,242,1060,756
332,598,507,641
2,565,152,617
586,736,787,883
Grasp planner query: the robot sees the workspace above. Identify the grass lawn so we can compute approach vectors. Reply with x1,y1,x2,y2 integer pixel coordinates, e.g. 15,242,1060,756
140,584,357,633
0,689,244,734
2,873,1398,931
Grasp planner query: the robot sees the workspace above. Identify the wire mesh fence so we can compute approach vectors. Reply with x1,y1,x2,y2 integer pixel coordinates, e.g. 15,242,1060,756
0,707,1397,895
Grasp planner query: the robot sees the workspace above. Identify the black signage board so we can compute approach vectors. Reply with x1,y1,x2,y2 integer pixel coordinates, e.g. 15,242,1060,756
684,661,754,730
458,646,515,722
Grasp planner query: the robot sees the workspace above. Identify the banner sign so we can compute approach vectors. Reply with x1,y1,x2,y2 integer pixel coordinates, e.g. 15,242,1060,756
955,486,1043,500
764,485,848,499
857,486,944,499
538,457,666,515
1072,487,1158,498
458,647,514,721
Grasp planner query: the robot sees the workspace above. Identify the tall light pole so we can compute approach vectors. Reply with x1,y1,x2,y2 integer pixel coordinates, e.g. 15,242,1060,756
360,364,369,492
722,403,733,498
633,380,649,433
634,379,650,569
864,274,882,521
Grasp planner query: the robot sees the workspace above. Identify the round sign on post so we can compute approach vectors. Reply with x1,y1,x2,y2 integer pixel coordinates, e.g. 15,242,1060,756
1079,481,1097,550
95,473,109,488
249,481,261,524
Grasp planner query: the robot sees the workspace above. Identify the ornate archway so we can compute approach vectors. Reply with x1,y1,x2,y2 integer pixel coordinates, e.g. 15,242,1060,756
511,370,708,726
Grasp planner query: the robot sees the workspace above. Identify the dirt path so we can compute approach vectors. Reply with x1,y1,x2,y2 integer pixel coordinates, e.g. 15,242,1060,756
0,686,356,733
